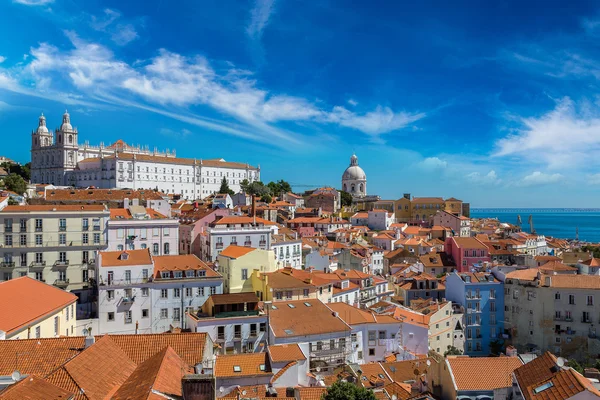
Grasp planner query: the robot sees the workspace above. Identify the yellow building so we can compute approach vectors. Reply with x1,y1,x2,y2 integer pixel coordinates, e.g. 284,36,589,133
443,197,463,216
0,276,77,339
393,196,412,222
217,245,277,293
411,197,445,223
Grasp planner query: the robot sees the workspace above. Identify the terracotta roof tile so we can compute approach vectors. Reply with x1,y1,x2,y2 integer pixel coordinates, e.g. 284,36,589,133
545,275,600,289
0,277,77,335
447,356,522,391
269,299,351,337
109,208,167,220
112,346,194,400
153,254,220,278
358,362,393,388
295,387,327,400
99,249,153,267
449,236,488,250
214,353,271,378
218,245,258,259
2,205,106,212
212,216,275,226
514,352,558,398
0,337,85,377
268,344,306,363
538,261,578,272
506,268,540,281
44,367,86,400
0,375,74,400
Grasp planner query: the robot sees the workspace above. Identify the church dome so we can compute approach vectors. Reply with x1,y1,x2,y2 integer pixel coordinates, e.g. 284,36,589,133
36,113,49,133
342,165,366,181
342,153,366,181
60,110,73,131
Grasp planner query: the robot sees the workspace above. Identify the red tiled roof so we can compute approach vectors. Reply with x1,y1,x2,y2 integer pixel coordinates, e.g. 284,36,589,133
0,277,77,335
214,353,271,378
447,357,523,391
0,375,73,400
268,344,306,363
99,249,153,267
219,245,257,259
2,205,106,212
153,254,221,278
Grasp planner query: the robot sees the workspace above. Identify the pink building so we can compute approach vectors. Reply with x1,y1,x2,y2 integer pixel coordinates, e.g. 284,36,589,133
444,236,490,272
433,210,471,237
179,208,230,256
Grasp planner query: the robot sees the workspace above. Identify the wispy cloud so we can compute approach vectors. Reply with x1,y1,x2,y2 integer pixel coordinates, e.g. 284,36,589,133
518,171,563,187
418,156,447,171
467,170,501,185
0,56,5,64
347,99,358,106
159,128,192,139
12,0,53,5
0,31,426,149
494,97,600,169
246,0,276,39
90,9,138,46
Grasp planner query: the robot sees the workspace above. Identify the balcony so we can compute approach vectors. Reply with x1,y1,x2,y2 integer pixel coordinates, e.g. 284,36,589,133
59,226,66,232
582,318,592,324
0,261,15,268
120,296,136,305
35,227,43,232
244,241,252,246
216,242,224,249
259,240,266,246
54,260,70,267
4,227,12,233
30,261,46,267
82,225,89,231
93,226,101,231
230,241,238,246
54,279,69,288
565,316,573,322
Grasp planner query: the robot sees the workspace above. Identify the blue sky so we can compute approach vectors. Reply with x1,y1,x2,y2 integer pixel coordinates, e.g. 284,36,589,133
1,0,600,207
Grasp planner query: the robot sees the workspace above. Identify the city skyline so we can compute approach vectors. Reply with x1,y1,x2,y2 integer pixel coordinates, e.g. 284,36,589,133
1,1,600,207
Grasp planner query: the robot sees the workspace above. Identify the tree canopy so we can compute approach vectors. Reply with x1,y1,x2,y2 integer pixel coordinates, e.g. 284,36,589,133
2,173,27,195
267,179,292,196
218,177,235,196
340,190,353,207
322,381,376,400
1,162,30,181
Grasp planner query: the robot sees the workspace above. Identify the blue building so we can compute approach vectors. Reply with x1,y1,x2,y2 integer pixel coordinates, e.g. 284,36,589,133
445,271,504,356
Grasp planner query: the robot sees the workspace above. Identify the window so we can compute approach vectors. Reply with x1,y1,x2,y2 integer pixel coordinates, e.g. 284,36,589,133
587,295,594,306
140,228,147,240
174,288,181,298
198,287,205,296
117,244,124,251
555,292,561,300
173,308,181,321
35,253,43,264
217,326,225,340
107,290,115,300
153,243,159,255
35,219,43,231
303,288,309,297
368,331,376,342
186,288,193,297
234,325,241,338
210,286,216,295
369,348,375,356
163,227,170,236
164,243,170,255
59,219,66,231
490,289,496,299
160,309,168,319
378,331,386,340
260,322,266,332
93,233,100,244
241,269,248,280
569,294,575,305
82,233,88,244
35,234,43,246
124,311,132,324
4,235,12,246
107,312,115,321
153,227,159,237
82,218,89,230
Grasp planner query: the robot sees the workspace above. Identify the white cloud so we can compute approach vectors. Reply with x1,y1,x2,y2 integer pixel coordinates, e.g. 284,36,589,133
2,30,426,148
12,0,53,5
247,0,276,39
160,128,192,138
467,170,500,185
347,99,358,106
418,157,448,171
494,97,600,169
0,56,6,64
90,9,138,46
518,171,563,187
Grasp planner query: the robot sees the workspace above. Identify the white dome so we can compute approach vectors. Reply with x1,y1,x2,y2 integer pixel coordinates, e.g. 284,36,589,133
61,110,73,131
343,165,366,181
37,113,49,133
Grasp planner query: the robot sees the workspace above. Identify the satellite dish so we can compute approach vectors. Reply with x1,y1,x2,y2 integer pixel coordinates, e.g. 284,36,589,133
219,387,224,393
11,370,21,381
556,357,565,367
316,366,321,372
392,396,398,400
242,390,247,395
82,328,89,336
426,360,431,367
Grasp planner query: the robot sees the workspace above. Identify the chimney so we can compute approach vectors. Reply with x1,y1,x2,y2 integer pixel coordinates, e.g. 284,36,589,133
252,195,257,219
84,335,95,348
124,198,130,209
132,198,140,207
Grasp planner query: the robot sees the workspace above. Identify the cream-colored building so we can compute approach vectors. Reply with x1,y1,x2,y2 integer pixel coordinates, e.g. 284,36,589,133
0,205,109,295
217,245,277,293
0,276,77,339
504,269,600,362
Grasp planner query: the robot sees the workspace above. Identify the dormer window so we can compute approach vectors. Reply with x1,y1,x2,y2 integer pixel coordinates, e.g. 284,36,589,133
119,252,129,260
161,272,170,279
186,270,195,278
174,271,183,279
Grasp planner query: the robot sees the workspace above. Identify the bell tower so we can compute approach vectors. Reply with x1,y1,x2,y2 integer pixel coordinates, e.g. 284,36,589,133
56,110,79,174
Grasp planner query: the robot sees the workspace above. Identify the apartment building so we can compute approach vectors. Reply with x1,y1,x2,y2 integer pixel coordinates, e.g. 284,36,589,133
217,245,278,294
107,201,179,255
432,210,471,237
0,205,109,293
445,236,491,272
445,271,504,356
96,249,223,334
271,233,302,269
202,216,276,261
504,270,600,361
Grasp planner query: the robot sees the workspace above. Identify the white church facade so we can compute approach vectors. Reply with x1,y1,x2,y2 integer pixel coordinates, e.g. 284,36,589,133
30,112,260,199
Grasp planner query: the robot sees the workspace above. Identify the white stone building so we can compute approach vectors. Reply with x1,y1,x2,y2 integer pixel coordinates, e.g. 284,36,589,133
341,154,367,198
96,250,223,335
272,233,303,269
30,112,260,199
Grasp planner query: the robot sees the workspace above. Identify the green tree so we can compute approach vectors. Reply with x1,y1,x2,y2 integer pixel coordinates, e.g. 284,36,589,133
267,179,292,197
246,181,270,197
2,173,27,195
240,178,250,193
444,346,463,357
1,162,30,181
322,381,376,400
218,177,234,196
340,190,353,207
261,193,272,204
567,359,584,374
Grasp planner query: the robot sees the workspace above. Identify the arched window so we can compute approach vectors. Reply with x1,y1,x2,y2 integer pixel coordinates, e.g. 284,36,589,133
58,135,62,143
68,135,72,144
117,244,124,251
359,183,364,193
343,183,347,192
351,184,355,192
153,243,159,255
164,242,170,255
415,214,420,221
141,243,147,249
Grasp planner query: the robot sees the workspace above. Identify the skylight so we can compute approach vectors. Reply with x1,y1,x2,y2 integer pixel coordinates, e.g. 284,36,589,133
284,329,294,335
304,302,311,307
288,304,296,308
271,305,278,310
233,365,241,373
260,364,266,371
533,382,554,394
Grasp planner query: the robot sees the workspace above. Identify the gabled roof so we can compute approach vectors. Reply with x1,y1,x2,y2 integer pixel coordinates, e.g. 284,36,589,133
99,249,153,267
214,353,271,378
538,261,577,273
268,344,306,363
447,356,523,391
112,346,194,400
0,277,77,335
1,205,106,212
581,257,600,267
153,254,220,278
357,362,393,388
506,268,539,282
218,245,258,259
449,236,488,250
0,375,73,400
514,352,558,396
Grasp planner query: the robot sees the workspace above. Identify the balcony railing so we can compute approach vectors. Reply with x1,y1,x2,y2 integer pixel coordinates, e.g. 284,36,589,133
30,261,46,267
59,226,67,231
54,260,70,267
582,318,592,324
120,296,136,304
54,279,69,287
82,225,89,231
0,261,15,268
244,241,252,246
259,240,266,246
215,242,224,249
